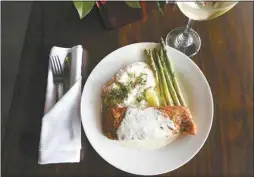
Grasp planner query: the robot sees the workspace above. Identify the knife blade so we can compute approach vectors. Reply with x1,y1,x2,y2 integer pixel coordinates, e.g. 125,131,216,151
63,53,71,93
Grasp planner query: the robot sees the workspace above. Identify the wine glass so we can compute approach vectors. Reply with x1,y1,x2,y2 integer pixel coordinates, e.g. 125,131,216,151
166,1,238,57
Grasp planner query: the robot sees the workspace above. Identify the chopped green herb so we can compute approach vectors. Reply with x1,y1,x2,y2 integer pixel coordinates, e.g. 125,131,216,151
136,93,145,103
127,72,136,79
104,83,131,106
104,73,148,106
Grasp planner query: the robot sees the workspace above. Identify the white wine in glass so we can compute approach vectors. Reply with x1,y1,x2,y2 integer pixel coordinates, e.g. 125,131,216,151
166,1,238,57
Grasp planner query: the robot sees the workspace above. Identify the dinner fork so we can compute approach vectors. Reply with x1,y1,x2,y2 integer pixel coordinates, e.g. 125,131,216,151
50,55,64,101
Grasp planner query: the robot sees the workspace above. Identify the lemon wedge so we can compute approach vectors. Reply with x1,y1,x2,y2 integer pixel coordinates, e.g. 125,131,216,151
145,87,160,107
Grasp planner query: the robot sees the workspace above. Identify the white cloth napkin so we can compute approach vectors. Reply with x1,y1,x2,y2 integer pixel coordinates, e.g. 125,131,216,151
38,45,83,164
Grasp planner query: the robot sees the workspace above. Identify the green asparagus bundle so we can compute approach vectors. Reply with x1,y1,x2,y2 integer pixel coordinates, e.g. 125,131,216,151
159,47,181,106
144,49,165,106
144,38,187,107
144,49,159,91
153,49,174,106
160,38,187,107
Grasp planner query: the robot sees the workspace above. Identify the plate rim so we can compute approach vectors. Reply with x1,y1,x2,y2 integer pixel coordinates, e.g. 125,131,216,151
80,42,214,175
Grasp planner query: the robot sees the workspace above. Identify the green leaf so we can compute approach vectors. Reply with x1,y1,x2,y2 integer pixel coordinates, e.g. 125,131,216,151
73,1,95,19
125,1,141,8
156,1,164,16
157,1,166,7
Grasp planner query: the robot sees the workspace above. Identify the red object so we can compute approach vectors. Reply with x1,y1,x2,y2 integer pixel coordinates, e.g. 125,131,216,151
100,0,107,5
141,1,147,21
96,1,100,8
96,1,107,9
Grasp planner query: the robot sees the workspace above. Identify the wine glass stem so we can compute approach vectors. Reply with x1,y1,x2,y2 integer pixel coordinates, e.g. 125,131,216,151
176,18,195,47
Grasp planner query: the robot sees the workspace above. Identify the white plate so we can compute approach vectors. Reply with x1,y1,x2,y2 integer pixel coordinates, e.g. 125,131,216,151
80,43,214,175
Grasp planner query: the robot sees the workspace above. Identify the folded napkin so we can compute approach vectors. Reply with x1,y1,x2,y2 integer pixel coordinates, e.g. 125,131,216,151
38,45,83,164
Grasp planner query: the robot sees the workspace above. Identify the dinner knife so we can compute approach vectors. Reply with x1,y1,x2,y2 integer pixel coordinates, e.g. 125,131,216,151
63,53,71,93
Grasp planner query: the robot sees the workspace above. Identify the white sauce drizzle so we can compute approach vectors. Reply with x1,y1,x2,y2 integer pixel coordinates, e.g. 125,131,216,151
116,107,176,141
115,62,156,107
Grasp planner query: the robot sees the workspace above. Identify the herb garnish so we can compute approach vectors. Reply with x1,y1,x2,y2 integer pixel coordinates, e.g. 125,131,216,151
104,73,148,106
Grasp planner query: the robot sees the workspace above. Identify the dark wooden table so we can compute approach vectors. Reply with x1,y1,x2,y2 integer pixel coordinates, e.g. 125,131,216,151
2,2,253,177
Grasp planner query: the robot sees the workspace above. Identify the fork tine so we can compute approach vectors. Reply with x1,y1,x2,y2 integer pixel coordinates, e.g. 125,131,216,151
56,56,63,74
55,56,62,76
52,56,59,76
50,57,56,75
50,55,64,77
53,57,59,76
55,56,61,76
49,57,53,69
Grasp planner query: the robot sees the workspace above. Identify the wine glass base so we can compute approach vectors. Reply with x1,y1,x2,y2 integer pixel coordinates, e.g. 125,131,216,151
166,27,201,57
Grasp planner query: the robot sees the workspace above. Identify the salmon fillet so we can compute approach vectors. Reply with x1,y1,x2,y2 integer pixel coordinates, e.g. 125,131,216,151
103,106,196,140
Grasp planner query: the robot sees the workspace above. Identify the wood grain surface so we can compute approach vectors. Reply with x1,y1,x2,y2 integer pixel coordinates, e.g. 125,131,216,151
2,2,253,177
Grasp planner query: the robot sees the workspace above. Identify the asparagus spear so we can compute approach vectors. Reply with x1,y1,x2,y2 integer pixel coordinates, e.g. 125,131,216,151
157,68,167,106
153,49,174,106
160,38,187,107
145,49,159,90
159,47,181,106
145,49,166,106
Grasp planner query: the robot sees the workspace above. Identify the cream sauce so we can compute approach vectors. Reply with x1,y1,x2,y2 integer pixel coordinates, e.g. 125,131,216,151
116,107,176,141
115,62,156,107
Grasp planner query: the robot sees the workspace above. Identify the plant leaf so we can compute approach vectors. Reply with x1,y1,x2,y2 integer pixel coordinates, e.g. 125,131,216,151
158,1,166,8
73,1,95,19
125,1,141,8
156,1,164,16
